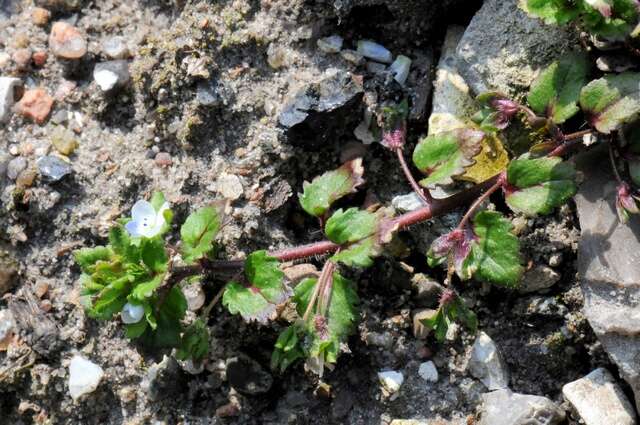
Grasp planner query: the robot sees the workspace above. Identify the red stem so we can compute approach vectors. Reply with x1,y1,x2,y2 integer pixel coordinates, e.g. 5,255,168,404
396,148,432,205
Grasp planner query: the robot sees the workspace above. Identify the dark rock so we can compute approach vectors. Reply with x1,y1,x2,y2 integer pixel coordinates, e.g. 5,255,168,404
37,155,72,181
226,354,273,395
411,273,443,308
278,69,364,148
8,293,61,357
141,355,185,402
575,146,640,410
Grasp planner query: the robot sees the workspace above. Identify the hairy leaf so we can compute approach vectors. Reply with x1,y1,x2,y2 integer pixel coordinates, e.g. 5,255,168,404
299,158,365,217
130,275,164,301
459,134,510,184
222,251,292,324
176,319,210,361
271,326,305,373
141,286,187,348
505,155,577,215
519,0,580,25
580,73,640,134
141,238,168,273
180,205,223,264
325,208,379,244
413,129,484,188
472,92,520,133
294,273,359,375
109,226,140,264
422,294,477,342
528,52,590,124
74,246,112,273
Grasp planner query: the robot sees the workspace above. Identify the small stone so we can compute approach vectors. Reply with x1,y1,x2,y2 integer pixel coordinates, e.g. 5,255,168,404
32,51,48,67
31,7,51,26
340,49,365,65
0,253,18,296
0,77,22,123
16,169,37,189
562,368,636,425
102,36,129,60
413,309,437,339
468,331,509,390
518,265,560,293
196,80,224,107
378,370,404,393
411,274,444,307
317,35,343,53
93,60,130,92
267,43,291,69
51,126,79,155
282,263,318,285
141,355,184,402
366,61,387,74
366,332,393,349
418,361,438,383
154,152,172,167
7,157,28,180
15,88,54,124
216,402,240,418
0,309,15,350
12,49,32,71
182,282,205,311
49,22,87,60
226,355,273,395
217,173,243,200
37,155,72,181
68,355,104,400
357,40,393,63
392,192,424,212
34,282,49,298
479,388,565,425
389,55,412,85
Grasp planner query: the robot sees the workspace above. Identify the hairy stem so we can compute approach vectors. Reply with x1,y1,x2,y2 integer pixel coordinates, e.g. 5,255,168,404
456,176,505,230
396,148,432,205
563,129,593,141
302,259,335,322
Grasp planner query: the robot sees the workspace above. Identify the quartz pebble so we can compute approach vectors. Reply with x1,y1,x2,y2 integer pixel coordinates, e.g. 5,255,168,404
93,60,130,92
418,361,438,383
15,88,54,124
317,35,343,53
182,282,205,311
389,55,412,85
49,22,87,60
68,355,104,400
7,157,27,180
468,331,509,390
378,370,404,393
102,36,130,60
0,77,22,123
37,155,72,181
357,40,393,64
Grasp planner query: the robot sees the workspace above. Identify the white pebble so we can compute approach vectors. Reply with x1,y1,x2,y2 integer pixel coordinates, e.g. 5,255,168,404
317,35,343,53
389,55,412,85
378,370,404,393
357,40,393,64
68,355,104,400
0,77,22,123
418,361,438,383
121,302,144,324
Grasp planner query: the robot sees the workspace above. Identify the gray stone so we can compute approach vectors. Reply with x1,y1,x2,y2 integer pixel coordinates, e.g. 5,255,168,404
411,273,444,308
317,35,343,54
389,55,411,85
102,36,129,59
93,60,130,92
278,69,363,148
226,355,273,395
456,0,579,99
515,296,568,317
469,332,509,390
429,26,475,135
37,155,72,181
0,77,21,123
478,388,565,425
340,49,365,65
575,146,640,410
6,156,27,180
562,368,636,425
392,192,424,212
518,265,560,294
141,355,184,402
418,361,438,383
357,40,393,64
196,79,229,107
378,370,404,394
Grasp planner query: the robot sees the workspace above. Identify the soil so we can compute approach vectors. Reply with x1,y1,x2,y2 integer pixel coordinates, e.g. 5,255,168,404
0,1,621,424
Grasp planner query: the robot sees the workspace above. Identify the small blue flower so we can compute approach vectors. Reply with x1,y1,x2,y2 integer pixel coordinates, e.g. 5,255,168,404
125,199,169,238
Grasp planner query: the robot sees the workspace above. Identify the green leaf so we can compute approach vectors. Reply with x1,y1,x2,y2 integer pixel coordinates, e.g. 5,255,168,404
325,207,396,268
422,294,477,342
125,320,148,339
142,286,187,348
626,124,640,186
141,238,168,273
89,275,134,320
519,0,580,25
130,275,164,301
299,158,365,217
468,211,524,287
271,326,305,373
528,52,590,124
506,155,577,215
180,205,223,264
74,246,112,272
294,273,359,373
580,73,640,134
222,251,292,324
176,319,210,361
413,129,484,188
150,192,166,211
109,226,140,264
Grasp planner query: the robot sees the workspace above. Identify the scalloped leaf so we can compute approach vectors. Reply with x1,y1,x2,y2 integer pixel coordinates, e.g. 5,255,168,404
413,129,485,188
519,0,580,25
505,155,577,216
458,134,510,184
427,211,523,287
528,52,590,124
180,204,223,264
294,273,359,375
271,325,305,373
176,318,210,361
580,72,640,134
299,158,365,217
222,251,292,324
422,293,477,342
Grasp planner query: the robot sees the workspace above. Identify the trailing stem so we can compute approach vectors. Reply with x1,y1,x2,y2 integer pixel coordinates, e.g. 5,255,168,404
395,148,432,205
